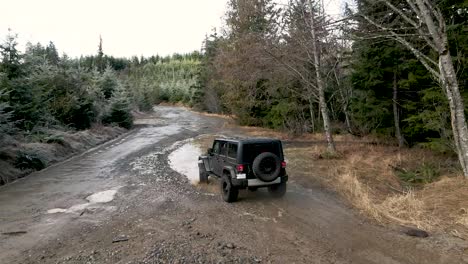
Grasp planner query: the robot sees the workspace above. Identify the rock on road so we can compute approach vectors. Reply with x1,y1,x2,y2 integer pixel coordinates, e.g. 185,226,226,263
0,106,465,264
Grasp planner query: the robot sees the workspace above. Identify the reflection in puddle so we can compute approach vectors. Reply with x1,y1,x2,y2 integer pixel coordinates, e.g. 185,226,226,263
168,142,201,184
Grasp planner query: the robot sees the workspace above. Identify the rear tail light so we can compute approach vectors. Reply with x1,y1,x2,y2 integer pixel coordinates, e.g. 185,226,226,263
281,161,287,168
236,164,245,172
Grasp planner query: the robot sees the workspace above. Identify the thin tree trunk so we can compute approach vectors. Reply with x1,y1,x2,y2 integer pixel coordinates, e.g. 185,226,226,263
414,0,468,177
440,54,468,177
308,0,336,153
339,86,352,133
343,103,352,133
393,71,404,147
309,98,315,133
334,68,352,133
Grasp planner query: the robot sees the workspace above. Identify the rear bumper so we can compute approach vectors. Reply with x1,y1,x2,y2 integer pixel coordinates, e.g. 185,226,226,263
231,175,288,188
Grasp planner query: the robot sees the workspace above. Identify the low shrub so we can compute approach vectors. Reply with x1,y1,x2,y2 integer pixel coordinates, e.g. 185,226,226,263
395,162,440,185
102,100,133,129
14,151,45,171
44,135,66,145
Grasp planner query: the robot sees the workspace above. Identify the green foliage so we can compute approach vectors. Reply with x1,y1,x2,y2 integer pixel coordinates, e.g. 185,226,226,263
126,56,201,109
0,31,135,139
395,162,440,185
417,138,454,154
44,135,66,145
102,101,133,129
0,88,15,146
102,84,133,129
0,29,22,79
14,151,45,171
318,150,343,160
100,66,118,99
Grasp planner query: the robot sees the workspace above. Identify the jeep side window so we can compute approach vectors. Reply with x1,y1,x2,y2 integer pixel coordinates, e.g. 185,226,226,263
213,141,221,154
227,143,238,159
219,142,228,157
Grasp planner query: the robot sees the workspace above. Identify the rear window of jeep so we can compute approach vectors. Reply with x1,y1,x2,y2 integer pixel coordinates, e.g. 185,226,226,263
241,142,281,163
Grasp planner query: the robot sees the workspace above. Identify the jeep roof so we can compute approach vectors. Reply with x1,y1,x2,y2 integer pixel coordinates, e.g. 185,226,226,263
213,137,281,144
212,137,284,163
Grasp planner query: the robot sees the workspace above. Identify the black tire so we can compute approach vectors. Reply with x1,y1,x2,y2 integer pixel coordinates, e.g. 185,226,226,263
268,181,287,198
252,152,281,182
198,161,208,183
220,175,238,203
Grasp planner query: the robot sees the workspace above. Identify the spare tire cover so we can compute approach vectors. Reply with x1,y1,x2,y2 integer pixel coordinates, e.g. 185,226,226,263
252,152,281,182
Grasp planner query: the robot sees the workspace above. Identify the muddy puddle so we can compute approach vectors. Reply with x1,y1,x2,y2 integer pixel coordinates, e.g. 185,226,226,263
167,139,223,197
47,188,120,214
168,141,202,184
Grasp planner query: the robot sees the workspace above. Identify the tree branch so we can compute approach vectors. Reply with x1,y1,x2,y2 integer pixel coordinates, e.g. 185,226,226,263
360,14,440,80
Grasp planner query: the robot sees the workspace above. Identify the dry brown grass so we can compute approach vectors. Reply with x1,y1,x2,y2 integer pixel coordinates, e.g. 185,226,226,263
330,158,433,229
196,111,234,120
337,171,382,221
273,129,466,235
378,192,432,229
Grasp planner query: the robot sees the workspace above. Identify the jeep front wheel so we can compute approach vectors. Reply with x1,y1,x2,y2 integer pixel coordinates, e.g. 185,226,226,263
198,161,208,183
220,175,238,203
268,181,287,198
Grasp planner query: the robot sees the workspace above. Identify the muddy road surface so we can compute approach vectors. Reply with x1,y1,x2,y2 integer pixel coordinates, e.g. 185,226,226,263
0,106,466,264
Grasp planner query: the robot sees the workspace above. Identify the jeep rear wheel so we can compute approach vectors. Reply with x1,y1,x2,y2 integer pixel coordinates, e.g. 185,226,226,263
252,152,281,182
220,175,238,203
268,181,286,198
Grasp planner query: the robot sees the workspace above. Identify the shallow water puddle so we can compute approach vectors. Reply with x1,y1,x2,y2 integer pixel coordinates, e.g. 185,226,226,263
162,112,179,119
168,142,202,184
86,190,118,203
47,188,120,214
47,208,67,214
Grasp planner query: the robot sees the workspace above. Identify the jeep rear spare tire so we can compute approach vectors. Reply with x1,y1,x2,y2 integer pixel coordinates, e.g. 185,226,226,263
252,152,281,182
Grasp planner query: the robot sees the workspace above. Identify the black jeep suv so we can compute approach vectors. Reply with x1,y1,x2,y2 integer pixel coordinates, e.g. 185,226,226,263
198,138,288,202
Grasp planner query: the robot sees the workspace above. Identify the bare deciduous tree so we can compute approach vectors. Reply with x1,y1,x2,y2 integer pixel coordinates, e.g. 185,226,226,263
265,0,338,152
307,0,336,153
359,0,468,177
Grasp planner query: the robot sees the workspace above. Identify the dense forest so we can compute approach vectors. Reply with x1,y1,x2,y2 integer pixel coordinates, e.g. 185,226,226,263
0,32,202,138
0,0,467,178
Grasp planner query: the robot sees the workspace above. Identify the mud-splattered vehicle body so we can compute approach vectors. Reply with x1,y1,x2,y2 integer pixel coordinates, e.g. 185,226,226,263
198,138,288,202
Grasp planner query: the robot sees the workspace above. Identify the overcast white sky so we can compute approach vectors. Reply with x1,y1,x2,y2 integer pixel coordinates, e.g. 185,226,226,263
0,0,343,58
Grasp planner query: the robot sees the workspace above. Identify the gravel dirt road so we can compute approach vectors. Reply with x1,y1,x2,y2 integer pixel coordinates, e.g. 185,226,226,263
0,106,466,264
